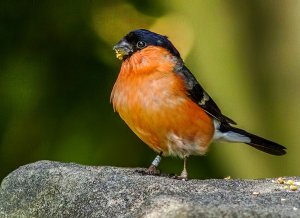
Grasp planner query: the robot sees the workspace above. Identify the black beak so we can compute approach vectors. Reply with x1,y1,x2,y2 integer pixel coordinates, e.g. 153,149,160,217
113,39,133,60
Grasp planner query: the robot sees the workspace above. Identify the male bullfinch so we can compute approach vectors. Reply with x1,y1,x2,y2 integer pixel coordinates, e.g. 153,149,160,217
111,29,286,180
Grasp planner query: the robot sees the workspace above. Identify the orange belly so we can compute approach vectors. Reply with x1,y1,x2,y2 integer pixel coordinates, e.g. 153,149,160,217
121,98,214,158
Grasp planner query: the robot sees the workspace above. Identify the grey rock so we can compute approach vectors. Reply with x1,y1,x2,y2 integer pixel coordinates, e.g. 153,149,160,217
0,161,299,218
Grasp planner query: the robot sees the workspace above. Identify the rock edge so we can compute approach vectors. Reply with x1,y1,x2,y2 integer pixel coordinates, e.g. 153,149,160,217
0,161,299,217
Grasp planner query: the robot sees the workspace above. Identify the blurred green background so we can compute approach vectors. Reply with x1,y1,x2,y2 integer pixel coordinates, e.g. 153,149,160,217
1,0,299,180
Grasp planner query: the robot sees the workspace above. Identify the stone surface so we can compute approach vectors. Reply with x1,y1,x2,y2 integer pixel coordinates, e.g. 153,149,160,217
0,161,299,217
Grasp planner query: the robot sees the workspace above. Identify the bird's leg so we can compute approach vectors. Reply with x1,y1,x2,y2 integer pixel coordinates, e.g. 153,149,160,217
174,156,188,181
145,152,162,175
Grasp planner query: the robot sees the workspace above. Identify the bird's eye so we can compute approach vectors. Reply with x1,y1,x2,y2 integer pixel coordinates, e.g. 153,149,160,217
136,41,147,49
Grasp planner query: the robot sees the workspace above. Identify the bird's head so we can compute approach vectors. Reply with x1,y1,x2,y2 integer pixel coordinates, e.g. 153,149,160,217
113,29,181,61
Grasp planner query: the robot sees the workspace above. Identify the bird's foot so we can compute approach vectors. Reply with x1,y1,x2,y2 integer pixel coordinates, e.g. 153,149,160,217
145,164,161,175
170,170,188,181
136,164,160,176
171,175,188,181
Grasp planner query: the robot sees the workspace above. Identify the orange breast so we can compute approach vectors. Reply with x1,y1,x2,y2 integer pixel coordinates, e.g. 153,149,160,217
111,46,214,158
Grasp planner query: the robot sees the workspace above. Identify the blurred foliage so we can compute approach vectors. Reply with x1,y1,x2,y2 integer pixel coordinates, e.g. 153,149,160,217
0,0,299,180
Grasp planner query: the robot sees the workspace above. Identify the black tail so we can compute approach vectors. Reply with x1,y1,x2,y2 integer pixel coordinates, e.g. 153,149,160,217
230,126,286,156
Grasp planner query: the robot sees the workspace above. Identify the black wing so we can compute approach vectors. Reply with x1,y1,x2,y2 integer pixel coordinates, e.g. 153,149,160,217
174,63,236,125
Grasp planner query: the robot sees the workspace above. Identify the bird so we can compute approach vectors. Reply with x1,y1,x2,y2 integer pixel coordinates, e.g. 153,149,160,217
111,29,286,180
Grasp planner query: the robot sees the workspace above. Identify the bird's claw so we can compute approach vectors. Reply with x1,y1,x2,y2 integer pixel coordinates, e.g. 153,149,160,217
135,164,160,176
170,174,188,181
